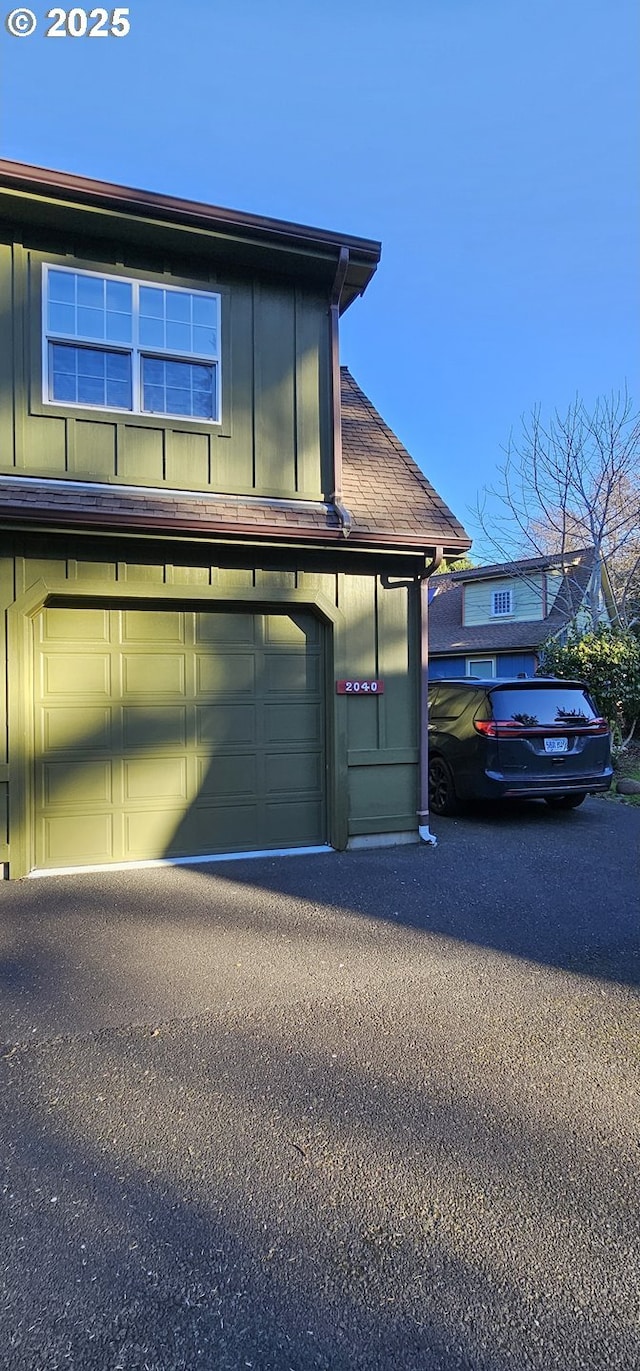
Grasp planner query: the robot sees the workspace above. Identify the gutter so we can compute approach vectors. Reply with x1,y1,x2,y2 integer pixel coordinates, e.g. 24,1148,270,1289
329,248,352,538
0,159,382,266
0,498,467,555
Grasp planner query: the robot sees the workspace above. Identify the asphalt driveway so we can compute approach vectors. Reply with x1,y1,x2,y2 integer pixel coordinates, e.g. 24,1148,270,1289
1,798,639,1370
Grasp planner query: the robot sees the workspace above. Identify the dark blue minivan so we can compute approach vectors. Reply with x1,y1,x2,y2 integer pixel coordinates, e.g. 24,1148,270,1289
427,677,613,815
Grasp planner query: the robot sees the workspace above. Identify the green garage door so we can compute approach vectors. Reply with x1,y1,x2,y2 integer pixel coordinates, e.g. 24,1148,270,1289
32,604,326,871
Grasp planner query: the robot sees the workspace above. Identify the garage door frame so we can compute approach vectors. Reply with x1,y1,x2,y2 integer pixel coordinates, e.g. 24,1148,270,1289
8,579,347,878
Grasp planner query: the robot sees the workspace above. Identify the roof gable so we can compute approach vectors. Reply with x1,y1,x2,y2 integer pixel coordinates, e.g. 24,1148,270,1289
429,549,600,655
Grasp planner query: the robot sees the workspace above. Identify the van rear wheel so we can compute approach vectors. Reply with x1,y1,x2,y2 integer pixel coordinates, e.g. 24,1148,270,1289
545,792,587,810
429,756,458,816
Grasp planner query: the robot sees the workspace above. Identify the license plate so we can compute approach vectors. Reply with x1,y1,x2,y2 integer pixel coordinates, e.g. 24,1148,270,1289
544,737,568,753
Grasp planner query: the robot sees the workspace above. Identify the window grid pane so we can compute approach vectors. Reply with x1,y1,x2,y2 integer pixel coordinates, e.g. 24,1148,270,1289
142,356,215,418
492,591,512,616
50,344,132,410
47,270,132,344
138,285,218,358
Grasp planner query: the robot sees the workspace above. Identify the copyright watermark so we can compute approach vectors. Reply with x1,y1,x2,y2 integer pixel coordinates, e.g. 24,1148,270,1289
5,7,37,34
4,6,130,36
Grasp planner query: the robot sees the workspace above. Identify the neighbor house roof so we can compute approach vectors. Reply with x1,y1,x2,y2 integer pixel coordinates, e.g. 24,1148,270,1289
440,551,594,582
0,369,471,558
429,549,596,656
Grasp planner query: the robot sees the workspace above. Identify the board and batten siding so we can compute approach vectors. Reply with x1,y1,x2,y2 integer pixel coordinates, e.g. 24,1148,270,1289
0,537,420,873
0,237,331,501
463,574,545,626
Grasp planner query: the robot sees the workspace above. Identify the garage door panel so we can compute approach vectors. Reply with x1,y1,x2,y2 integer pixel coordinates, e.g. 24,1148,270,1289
42,760,113,807
124,808,188,860
122,653,186,696
196,654,255,695
196,753,256,798
42,813,114,865
170,803,260,855
122,609,185,642
196,703,256,746
195,612,258,645
43,653,111,697
265,653,320,693
264,799,324,846
40,607,110,643
123,706,189,751
264,702,321,744
124,757,189,802
265,750,322,794
264,613,319,647
42,706,112,754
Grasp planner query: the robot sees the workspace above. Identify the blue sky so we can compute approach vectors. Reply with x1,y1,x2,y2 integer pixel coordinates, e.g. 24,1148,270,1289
1,0,638,552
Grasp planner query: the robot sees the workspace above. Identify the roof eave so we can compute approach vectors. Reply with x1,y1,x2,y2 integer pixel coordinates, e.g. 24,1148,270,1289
0,159,381,310
0,503,469,559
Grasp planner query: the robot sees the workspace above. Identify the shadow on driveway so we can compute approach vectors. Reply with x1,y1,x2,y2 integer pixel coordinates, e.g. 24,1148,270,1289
1,797,638,1369
191,796,640,987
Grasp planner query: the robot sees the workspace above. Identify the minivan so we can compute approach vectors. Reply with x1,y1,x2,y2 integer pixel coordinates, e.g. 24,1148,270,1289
427,677,612,815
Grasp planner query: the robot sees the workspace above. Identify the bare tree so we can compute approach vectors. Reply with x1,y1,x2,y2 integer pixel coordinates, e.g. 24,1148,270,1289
474,390,640,626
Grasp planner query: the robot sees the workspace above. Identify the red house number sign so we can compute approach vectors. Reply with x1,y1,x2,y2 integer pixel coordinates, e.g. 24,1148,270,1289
336,679,385,694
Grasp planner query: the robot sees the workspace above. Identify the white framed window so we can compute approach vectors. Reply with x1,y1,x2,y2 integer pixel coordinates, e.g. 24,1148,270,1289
491,589,513,617
467,657,496,677
43,265,221,422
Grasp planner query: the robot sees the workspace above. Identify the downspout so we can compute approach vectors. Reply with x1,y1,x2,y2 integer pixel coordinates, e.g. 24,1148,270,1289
329,248,351,537
418,548,443,844
382,545,443,845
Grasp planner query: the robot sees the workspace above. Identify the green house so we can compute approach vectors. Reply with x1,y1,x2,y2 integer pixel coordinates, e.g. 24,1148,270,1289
0,160,470,877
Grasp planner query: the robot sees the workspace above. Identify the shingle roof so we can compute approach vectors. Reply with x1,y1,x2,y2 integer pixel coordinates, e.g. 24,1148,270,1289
0,370,471,556
340,369,470,547
429,549,595,655
442,549,594,582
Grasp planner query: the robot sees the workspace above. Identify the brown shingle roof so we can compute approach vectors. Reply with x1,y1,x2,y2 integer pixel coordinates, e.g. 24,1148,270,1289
442,549,594,582
0,371,471,556
429,550,596,655
340,369,470,547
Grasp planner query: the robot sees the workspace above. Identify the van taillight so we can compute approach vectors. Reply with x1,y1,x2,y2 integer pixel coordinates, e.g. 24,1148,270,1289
474,719,529,737
474,719,498,737
474,716,609,738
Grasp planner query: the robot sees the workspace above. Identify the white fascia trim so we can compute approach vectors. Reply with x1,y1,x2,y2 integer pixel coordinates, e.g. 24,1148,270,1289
27,844,334,878
0,473,331,515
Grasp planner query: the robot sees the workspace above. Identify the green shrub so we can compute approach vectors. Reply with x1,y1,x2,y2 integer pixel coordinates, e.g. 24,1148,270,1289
539,627,640,743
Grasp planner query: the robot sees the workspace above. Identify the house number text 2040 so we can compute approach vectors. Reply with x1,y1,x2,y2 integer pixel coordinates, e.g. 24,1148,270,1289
336,679,385,695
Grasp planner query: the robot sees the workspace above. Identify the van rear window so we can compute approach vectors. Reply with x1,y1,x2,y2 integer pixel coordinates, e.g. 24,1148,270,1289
429,684,480,719
489,687,598,726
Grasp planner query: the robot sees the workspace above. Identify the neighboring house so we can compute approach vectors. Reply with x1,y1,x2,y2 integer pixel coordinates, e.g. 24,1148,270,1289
428,548,617,680
0,159,470,877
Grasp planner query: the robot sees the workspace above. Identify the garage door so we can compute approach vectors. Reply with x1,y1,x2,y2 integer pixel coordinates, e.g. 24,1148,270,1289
32,604,326,871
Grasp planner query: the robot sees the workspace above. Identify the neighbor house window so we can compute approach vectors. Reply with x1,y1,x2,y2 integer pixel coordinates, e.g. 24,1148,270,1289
43,266,221,422
467,657,496,677
491,589,512,616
